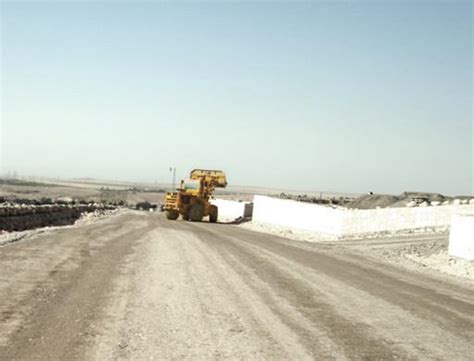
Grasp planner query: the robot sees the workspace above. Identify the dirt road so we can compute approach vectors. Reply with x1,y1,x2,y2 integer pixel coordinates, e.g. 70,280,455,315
1,212,473,360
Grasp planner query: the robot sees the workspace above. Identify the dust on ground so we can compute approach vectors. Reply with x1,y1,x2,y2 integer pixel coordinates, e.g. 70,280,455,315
238,221,474,282
347,236,474,282
1,213,473,360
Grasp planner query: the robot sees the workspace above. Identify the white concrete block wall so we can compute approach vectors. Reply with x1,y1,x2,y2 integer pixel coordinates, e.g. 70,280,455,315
343,205,474,235
210,199,251,219
252,195,474,237
252,195,347,235
449,215,474,260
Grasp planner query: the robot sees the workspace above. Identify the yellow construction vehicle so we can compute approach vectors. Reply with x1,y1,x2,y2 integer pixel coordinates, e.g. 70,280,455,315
163,169,227,222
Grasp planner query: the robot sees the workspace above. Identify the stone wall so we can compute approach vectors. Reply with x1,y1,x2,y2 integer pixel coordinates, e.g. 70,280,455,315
252,195,474,238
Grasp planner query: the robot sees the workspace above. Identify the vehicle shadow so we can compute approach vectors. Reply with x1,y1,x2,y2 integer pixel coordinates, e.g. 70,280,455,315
217,217,252,225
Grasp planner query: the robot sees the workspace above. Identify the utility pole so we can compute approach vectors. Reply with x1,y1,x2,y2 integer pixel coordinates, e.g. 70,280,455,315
169,166,176,191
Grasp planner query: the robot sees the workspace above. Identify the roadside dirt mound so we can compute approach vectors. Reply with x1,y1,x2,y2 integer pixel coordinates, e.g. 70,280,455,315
345,194,401,209
277,193,353,206
0,209,84,232
345,192,458,209
399,192,449,202
0,205,114,232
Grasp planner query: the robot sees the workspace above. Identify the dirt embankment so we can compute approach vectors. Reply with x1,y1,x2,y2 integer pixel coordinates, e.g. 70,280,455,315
345,192,474,209
274,191,474,209
0,205,113,232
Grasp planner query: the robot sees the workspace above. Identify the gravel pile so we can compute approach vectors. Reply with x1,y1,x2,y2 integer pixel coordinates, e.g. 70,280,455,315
364,238,474,281
345,192,474,209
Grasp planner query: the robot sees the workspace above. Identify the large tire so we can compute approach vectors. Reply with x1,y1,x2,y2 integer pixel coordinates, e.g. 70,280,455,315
209,205,218,223
188,204,204,222
165,210,179,220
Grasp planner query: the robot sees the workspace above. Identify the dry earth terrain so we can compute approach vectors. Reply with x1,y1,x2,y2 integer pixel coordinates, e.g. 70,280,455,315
0,211,473,360
0,181,166,206
0,178,356,205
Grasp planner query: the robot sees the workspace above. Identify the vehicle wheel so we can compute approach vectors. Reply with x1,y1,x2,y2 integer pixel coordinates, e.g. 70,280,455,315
165,210,179,220
209,205,218,223
188,204,204,222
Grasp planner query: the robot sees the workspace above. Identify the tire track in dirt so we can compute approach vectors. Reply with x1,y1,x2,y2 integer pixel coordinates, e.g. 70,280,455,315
178,226,342,359
188,221,474,359
186,222,407,360
2,213,473,360
221,232,472,358
91,222,318,360
216,224,474,326
0,213,152,360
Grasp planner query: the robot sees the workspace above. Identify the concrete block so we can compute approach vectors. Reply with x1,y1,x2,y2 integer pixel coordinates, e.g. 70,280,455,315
252,195,347,235
449,215,474,261
252,195,474,238
210,199,252,220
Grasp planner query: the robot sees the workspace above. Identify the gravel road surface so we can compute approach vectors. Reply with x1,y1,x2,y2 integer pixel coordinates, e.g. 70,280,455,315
1,212,473,360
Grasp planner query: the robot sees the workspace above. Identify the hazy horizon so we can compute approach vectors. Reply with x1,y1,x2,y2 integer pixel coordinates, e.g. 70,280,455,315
1,1,472,195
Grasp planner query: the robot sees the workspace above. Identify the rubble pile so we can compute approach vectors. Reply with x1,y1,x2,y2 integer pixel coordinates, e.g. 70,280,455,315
277,193,353,206
0,203,116,232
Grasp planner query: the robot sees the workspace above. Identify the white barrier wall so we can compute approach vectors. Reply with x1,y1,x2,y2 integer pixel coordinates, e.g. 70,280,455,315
449,215,474,260
252,196,347,235
210,199,252,220
253,195,474,237
343,206,474,235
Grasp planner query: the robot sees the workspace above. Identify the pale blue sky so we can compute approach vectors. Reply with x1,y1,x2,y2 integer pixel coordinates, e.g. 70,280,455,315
1,1,472,194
